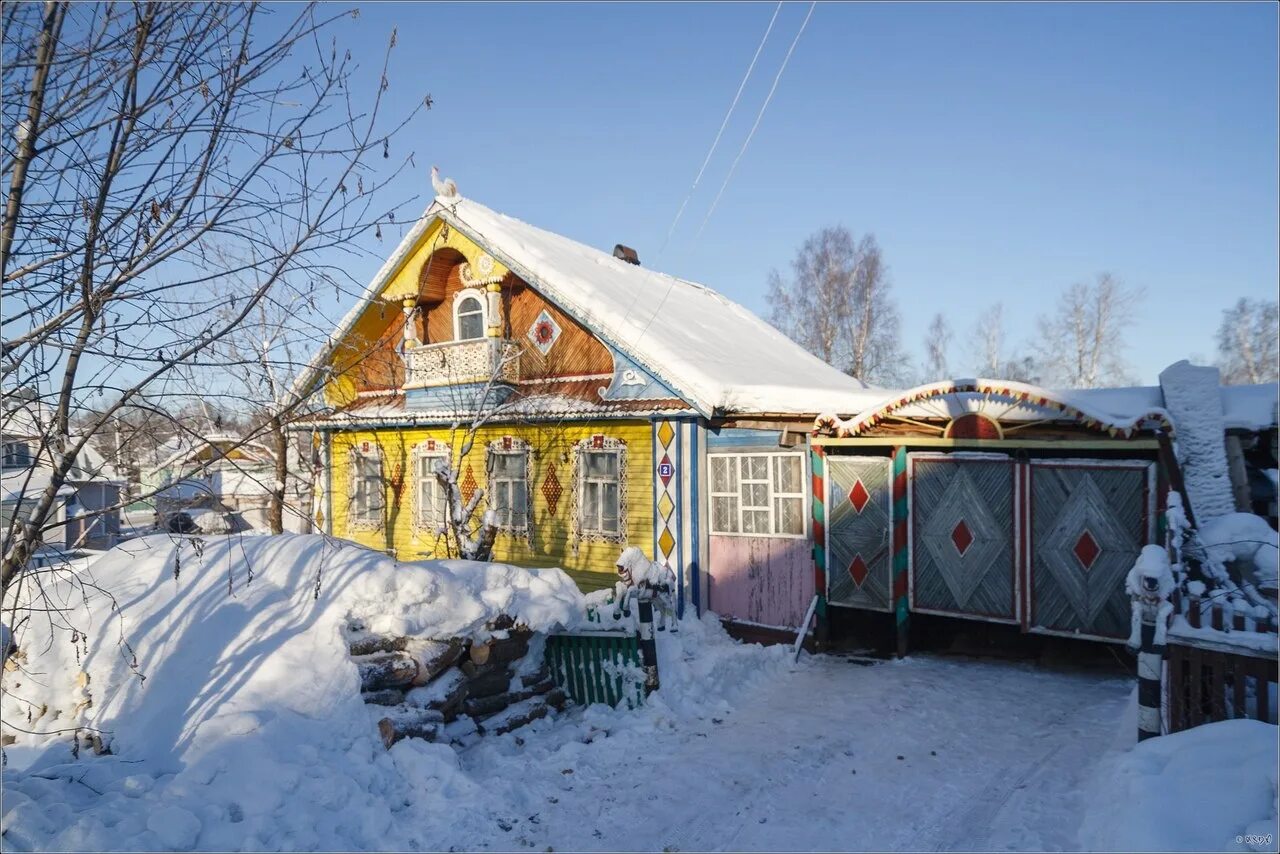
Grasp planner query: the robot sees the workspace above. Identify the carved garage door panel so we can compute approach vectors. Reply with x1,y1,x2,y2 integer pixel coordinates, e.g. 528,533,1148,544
1030,463,1148,638
827,457,892,611
911,457,1016,621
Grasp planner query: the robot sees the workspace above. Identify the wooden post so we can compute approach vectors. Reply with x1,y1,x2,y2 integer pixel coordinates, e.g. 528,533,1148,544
810,446,829,650
1137,618,1164,741
637,599,660,694
891,446,910,658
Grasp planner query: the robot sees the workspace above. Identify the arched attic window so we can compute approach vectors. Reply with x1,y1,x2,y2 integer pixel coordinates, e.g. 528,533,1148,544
453,292,486,340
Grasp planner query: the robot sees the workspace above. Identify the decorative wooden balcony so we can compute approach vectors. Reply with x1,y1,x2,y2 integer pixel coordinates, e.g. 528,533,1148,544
403,339,521,389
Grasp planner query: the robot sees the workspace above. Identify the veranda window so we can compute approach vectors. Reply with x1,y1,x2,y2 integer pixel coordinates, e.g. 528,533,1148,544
415,452,448,532
579,449,621,535
709,453,805,537
488,449,529,531
349,449,384,529
454,295,485,341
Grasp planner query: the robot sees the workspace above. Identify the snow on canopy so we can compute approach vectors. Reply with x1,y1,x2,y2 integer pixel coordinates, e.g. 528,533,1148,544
300,195,880,418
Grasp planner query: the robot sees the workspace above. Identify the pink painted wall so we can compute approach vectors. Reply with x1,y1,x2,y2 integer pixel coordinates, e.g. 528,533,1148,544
708,535,815,629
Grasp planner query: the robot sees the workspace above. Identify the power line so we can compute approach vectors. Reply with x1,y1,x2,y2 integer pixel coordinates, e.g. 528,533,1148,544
656,2,784,259
693,0,817,242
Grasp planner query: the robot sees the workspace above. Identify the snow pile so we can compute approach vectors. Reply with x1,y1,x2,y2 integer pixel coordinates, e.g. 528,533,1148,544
1159,361,1237,521
1199,512,1280,593
1079,719,1279,852
0,534,792,851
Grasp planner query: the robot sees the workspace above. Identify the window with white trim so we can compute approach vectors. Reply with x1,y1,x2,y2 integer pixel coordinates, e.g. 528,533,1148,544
2,442,32,468
488,447,529,531
454,294,485,340
348,447,384,529
579,448,621,535
709,453,805,537
414,451,449,533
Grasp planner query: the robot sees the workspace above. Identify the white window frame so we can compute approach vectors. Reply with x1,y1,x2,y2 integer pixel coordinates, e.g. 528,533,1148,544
2,442,32,468
452,290,487,341
348,445,384,531
487,443,530,534
578,447,623,537
708,452,807,539
413,448,449,534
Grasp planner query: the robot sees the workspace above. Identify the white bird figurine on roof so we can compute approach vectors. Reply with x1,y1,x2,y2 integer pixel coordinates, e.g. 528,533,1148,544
431,165,459,199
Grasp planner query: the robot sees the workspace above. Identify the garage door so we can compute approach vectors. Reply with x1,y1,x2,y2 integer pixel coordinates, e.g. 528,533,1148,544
910,455,1017,622
826,456,893,611
1029,461,1152,639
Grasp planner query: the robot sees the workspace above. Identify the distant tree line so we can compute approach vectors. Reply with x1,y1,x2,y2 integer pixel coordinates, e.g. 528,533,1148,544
768,225,1276,389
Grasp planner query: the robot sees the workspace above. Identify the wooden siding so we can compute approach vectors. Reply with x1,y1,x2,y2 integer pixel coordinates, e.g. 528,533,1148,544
324,218,618,407
708,535,814,630
329,420,654,592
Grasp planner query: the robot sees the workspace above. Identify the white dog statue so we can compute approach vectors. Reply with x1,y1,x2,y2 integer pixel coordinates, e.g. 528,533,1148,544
1125,544,1176,650
613,546,678,632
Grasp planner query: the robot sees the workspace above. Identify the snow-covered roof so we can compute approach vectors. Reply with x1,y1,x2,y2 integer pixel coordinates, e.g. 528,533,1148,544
1,468,75,504
1220,383,1278,431
301,196,878,417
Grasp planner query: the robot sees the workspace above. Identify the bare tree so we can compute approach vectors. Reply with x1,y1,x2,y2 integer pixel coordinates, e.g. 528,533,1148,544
767,226,905,385
1,2,424,593
969,303,1040,383
920,313,951,382
1035,273,1143,388
1215,298,1279,386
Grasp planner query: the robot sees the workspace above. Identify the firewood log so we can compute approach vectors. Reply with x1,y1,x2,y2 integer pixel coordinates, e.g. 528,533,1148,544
348,635,408,657
465,665,513,700
357,652,419,691
484,701,549,736
519,664,550,688
361,688,406,707
412,639,466,686
473,635,527,665
378,712,441,749
463,691,512,720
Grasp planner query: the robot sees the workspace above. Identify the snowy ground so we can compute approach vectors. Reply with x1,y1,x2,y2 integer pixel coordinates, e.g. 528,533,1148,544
2,535,1275,851
455,653,1138,853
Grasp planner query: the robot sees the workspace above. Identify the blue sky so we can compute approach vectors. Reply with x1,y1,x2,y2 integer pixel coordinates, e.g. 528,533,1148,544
332,1,1278,386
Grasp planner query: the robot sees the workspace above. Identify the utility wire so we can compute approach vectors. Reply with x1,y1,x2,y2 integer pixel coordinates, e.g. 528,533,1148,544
693,0,817,242
627,1,818,358
656,2,783,259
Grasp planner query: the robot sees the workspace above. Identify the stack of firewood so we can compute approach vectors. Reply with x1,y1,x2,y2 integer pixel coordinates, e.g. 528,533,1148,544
345,614,567,749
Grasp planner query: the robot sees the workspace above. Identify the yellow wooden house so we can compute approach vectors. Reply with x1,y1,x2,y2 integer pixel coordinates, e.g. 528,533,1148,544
296,194,876,597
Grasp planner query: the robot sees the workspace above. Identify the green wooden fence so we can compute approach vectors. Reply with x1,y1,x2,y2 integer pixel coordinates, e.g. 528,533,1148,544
545,631,646,710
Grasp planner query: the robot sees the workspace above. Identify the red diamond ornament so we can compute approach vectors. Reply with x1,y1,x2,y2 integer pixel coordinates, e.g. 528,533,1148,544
951,520,974,556
849,554,870,587
848,479,871,514
1073,529,1101,571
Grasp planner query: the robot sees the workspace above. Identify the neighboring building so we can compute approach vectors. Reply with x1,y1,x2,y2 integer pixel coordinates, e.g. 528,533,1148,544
300,194,1279,650
143,435,311,534
1,397,124,552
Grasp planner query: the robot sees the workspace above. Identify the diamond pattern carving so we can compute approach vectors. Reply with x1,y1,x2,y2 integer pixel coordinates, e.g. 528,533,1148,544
848,479,871,514
951,520,974,556
1073,529,1101,571
849,554,870,588
541,463,562,516
657,492,675,521
919,467,1007,610
460,464,477,506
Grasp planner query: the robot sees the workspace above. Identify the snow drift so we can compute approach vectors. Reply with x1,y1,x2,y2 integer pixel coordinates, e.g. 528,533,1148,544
1079,719,1279,852
0,534,795,851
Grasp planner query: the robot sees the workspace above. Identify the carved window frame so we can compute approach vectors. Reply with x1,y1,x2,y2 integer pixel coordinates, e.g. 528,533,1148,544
452,288,487,341
411,439,451,540
486,437,532,540
347,442,385,533
570,435,628,552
